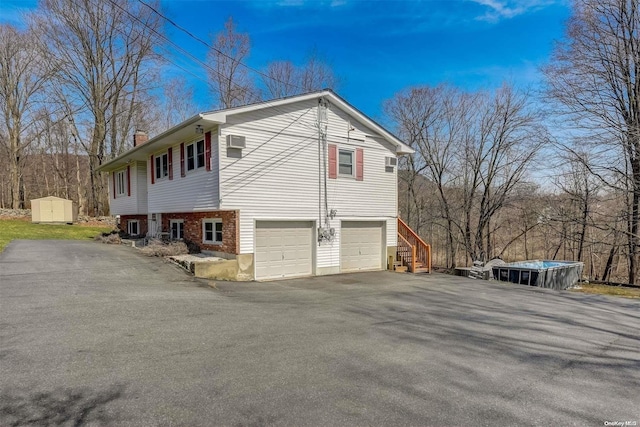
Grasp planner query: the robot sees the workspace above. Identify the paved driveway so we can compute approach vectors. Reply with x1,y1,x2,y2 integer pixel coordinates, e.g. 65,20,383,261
1,240,638,426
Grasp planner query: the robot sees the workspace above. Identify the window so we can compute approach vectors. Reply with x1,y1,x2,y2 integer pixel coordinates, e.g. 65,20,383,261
170,219,184,240
203,219,223,244
186,140,205,171
155,152,169,180
115,170,126,196
339,149,354,176
128,220,139,236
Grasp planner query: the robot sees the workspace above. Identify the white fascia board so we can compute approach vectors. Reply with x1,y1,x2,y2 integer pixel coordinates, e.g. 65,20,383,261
98,114,221,172
199,91,330,123
321,94,414,155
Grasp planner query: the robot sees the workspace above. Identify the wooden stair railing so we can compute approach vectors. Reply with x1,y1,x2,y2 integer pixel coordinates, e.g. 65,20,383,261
397,233,415,272
397,218,432,273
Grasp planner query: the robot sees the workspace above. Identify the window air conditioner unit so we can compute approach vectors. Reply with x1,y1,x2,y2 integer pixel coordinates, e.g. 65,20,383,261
385,156,398,168
226,134,246,149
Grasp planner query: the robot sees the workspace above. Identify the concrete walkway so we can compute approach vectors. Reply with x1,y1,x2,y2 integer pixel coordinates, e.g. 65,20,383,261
1,240,638,426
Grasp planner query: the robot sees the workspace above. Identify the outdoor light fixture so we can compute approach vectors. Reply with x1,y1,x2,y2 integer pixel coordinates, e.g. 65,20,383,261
195,125,204,134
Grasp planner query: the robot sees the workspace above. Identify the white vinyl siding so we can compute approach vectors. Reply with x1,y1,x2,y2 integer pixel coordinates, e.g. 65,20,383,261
217,99,398,268
109,162,147,215
148,130,219,213
136,161,148,214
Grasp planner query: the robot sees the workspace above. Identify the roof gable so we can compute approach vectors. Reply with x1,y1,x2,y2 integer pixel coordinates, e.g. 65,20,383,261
202,90,412,154
99,90,411,172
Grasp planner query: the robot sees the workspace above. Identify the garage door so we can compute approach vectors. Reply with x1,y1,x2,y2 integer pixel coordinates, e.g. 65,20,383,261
255,221,313,280
341,221,383,272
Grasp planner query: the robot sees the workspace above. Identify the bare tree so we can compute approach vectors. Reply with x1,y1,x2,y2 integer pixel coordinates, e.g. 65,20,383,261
262,61,298,98
207,17,258,108
0,24,49,209
155,76,198,130
545,0,640,283
299,51,338,93
386,85,477,268
461,85,546,262
387,84,545,266
555,150,602,262
262,52,339,99
32,0,163,215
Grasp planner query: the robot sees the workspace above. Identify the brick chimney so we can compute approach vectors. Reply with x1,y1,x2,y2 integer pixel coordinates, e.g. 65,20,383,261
133,130,148,147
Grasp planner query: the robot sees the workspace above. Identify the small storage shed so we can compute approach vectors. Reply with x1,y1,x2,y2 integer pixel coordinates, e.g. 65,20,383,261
31,196,78,224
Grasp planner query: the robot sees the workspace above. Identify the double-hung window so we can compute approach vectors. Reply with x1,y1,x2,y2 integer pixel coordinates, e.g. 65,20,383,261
338,149,354,177
170,219,184,240
115,170,126,196
202,219,223,244
155,152,169,180
186,140,205,172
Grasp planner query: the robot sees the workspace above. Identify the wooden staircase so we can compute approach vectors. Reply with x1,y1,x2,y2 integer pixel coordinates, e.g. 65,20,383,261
395,218,432,274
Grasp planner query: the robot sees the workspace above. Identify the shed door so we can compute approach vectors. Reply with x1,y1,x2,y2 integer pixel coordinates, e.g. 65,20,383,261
341,221,383,272
52,200,65,222
255,221,313,280
40,200,53,222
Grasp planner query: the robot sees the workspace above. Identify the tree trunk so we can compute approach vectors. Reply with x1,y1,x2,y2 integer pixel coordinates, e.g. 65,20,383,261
629,180,639,284
9,155,20,209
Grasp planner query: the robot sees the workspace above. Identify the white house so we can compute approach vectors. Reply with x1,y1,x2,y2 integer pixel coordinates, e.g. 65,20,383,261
99,90,430,280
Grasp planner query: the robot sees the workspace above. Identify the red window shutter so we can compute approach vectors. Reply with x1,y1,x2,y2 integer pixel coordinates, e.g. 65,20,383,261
356,148,364,181
150,155,155,184
205,131,212,171
126,165,131,196
168,147,173,180
112,172,116,199
328,144,337,179
180,143,185,177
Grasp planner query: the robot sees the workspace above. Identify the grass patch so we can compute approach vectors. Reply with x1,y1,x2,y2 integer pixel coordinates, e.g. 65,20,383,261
0,219,114,252
570,283,640,299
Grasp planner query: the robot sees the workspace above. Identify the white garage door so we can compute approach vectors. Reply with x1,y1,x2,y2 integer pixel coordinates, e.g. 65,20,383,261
255,221,313,280
341,221,383,272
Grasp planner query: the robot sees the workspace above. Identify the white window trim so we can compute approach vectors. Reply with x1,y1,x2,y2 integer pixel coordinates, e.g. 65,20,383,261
155,151,169,181
338,148,355,178
115,170,127,196
202,219,223,245
170,219,184,240
128,220,140,236
185,139,206,173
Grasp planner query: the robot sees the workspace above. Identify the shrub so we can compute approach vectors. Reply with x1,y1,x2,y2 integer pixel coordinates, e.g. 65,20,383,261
140,239,188,257
94,230,121,244
183,238,201,254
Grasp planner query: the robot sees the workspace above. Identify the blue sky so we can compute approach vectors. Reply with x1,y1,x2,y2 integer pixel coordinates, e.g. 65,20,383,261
1,0,571,120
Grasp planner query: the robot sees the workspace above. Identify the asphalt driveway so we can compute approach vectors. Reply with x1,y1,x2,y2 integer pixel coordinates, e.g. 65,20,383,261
1,240,638,426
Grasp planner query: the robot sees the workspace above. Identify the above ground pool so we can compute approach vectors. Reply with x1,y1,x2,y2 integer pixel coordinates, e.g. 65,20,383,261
492,260,583,290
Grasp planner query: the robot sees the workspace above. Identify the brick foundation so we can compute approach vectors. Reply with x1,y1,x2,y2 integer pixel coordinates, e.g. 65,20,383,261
118,214,148,236
161,211,239,254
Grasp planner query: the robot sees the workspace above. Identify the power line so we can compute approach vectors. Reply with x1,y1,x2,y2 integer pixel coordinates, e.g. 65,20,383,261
136,0,306,92
102,0,320,133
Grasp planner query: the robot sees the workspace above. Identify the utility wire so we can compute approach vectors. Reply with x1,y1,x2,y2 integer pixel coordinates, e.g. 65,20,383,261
136,0,307,92
101,0,321,133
